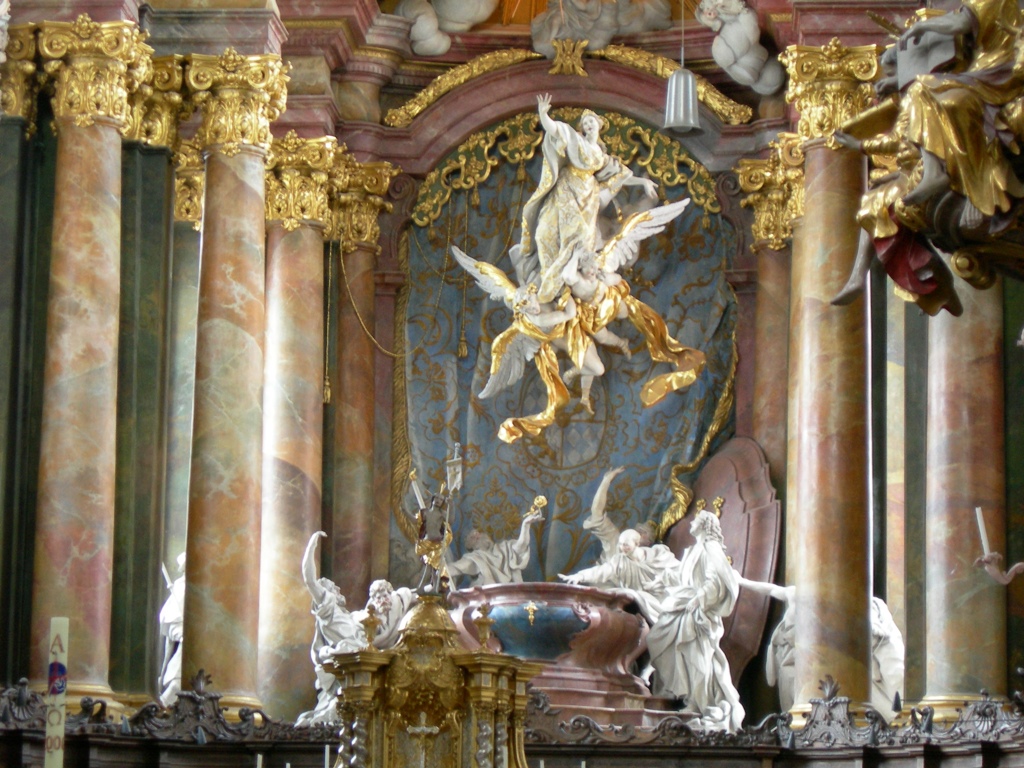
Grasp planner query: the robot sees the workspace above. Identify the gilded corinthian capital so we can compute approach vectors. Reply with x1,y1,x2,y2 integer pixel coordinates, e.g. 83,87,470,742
265,131,337,232
38,14,152,132
0,24,37,125
329,151,398,253
125,55,192,148
780,38,882,143
737,133,805,250
174,140,204,230
185,48,289,157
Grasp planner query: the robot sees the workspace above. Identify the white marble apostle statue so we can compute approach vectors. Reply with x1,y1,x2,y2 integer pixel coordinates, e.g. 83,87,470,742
447,501,545,587
736,576,904,718
646,509,745,732
157,553,186,707
297,531,368,726
558,466,678,621
364,578,418,650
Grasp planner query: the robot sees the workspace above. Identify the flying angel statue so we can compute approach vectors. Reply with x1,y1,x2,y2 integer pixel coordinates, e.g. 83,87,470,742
451,95,706,442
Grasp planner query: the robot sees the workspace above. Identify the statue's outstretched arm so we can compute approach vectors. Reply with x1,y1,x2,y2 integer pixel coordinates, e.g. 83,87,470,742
302,531,328,604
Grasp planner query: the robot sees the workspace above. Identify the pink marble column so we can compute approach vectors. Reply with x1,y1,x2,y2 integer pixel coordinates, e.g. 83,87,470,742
184,146,267,709
752,243,791,496
923,283,1005,719
29,18,149,704
787,140,872,711
333,243,377,605
182,49,287,711
30,119,122,698
258,133,333,719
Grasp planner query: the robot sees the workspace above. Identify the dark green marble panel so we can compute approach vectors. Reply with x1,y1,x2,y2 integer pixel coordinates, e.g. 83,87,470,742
110,143,174,697
903,304,928,703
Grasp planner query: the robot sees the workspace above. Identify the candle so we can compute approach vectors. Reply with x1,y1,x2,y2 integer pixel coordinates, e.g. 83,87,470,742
976,506,991,556
44,617,69,768
256,755,263,768
325,744,330,768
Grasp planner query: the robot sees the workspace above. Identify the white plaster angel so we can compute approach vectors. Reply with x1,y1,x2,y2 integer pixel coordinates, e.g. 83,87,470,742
646,509,745,732
157,552,186,707
695,0,784,95
558,466,678,622
296,531,368,727
530,0,671,58
447,507,545,587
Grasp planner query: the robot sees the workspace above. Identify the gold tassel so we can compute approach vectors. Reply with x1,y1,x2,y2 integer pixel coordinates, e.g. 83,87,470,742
517,161,525,182
471,186,480,207
457,330,468,359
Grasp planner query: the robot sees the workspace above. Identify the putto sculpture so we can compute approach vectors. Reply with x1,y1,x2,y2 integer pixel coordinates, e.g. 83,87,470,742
453,94,705,442
696,0,784,95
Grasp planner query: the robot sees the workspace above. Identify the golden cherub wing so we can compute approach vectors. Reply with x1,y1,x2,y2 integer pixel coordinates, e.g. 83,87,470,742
599,197,691,274
451,245,517,308
478,326,542,399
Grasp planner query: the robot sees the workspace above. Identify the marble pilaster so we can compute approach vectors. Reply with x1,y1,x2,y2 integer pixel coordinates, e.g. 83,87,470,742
0,65,48,682
327,154,396,604
781,39,881,713
182,48,287,711
737,133,803,496
109,142,174,704
29,15,150,703
258,132,334,721
922,284,1005,719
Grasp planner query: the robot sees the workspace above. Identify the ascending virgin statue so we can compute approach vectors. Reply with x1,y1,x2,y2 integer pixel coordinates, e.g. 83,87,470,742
453,93,706,443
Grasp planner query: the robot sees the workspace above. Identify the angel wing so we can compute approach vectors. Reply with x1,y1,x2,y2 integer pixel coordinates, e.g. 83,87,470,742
478,327,542,399
598,197,691,275
451,245,518,308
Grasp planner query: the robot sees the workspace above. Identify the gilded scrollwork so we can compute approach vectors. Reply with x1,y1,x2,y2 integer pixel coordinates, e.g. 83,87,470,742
329,151,399,251
412,108,720,229
780,38,882,143
125,55,189,147
737,132,804,250
383,49,544,128
185,48,289,156
174,140,204,230
37,14,153,132
594,45,753,126
265,131,336,232
0,24,37,125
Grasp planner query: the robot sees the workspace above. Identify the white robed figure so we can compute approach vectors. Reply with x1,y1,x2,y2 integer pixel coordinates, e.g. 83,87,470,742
558,467,678,622
517,93,658,304
447,500,545,587
646,509,744,732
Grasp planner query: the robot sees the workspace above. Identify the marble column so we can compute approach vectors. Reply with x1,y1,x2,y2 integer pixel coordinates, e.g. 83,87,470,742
327,153,396,604
258,132,334,721
0,25,42,685
109,55,183,705
29,16,150,702
182,48,287,711
780,39,881,713
163,141,204,569
737,133,803,498
922,283,1005,719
